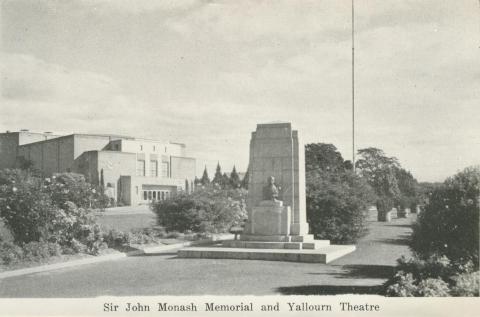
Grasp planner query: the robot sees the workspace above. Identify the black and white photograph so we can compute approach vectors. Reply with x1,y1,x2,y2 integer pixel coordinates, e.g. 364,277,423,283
0,0,479,316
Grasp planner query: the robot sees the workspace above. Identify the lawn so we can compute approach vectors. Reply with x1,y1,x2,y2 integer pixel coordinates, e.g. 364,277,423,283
95,205,157,232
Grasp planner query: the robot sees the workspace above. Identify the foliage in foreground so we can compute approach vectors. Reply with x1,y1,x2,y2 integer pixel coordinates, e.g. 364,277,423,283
386,166,479,297
0,169,108,255
385,255,479,297
410,166,479,268
152,185,247,234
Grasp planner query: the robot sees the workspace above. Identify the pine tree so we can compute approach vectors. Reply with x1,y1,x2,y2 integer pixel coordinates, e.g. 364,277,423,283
241,167,249,189
222,172,230,189
194,176,201,186
200,166,210,185
100,168,105,193
212,162,223,185
230,165,240,188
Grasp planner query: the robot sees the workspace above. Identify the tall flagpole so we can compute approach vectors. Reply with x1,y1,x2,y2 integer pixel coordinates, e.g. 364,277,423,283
352,0,355,172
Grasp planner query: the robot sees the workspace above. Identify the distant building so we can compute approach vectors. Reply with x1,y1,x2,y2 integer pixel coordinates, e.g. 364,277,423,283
0,130,196,206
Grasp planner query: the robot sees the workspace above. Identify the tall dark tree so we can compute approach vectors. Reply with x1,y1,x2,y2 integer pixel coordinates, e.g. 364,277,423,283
304,143,376,243
200,166,210,185
355,147,400,199
241,168,249,189
194,176,201,187
100,168,105,193
222,172,230,189
305,143,345,173
212,162,223,185
230,165,240,188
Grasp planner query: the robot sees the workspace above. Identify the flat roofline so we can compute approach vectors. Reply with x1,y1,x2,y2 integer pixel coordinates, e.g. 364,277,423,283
12,131,189,148
170,155,196,160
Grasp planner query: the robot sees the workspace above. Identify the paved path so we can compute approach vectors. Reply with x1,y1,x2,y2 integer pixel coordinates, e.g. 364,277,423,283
0,211,415,297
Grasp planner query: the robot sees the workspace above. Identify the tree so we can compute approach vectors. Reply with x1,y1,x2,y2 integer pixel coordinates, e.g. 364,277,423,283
100,168,105,193
395,167,419,209
194,176,201,186
241,168,249,189
305,143,345,173
221,172,230,189
355,147,401,200
230,165,240,188
305,143,376,243
212,162,223,186
200,166,210,185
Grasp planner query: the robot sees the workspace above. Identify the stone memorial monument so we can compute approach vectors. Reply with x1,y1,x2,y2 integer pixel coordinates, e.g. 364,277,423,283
179,122,356,263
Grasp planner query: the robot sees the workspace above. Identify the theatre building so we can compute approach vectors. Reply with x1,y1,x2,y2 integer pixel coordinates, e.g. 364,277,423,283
0,130,196,206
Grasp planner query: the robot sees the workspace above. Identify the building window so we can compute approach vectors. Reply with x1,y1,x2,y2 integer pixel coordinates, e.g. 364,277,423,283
140,145,143,151
135,186,138,195
143,191,147,200
148,191,152,200
153,145,156,151
161,191,165,200
136,160,145,176
153,191,156,200
161,162,169,178
150,160,158,177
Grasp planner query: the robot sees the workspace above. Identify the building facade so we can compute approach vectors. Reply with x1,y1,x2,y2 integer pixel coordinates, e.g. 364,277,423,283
0,130,196,206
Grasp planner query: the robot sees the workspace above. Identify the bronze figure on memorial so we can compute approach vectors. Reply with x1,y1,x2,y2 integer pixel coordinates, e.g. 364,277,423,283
262,176,281,201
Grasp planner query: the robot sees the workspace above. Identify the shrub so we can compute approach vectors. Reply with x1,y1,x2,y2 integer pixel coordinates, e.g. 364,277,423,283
0,169,59,243
22,241,62,261
0,169,105,255
450,271,480,296
103,229,131,248
386,272,449,297
385,254,479,297
396,255,455,281
376,197,393,214
0,241,24,265
410,166,479,268
152,186,247,234
415,278,450,297
386,272,418,297
46,173,109,210
306,170,376,244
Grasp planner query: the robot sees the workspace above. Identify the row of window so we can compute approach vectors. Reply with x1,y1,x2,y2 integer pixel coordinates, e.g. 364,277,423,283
139,145,167,153
136,160,169,177
143,190,170,201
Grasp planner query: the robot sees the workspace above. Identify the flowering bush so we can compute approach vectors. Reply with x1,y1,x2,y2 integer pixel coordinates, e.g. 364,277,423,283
450,271,480,296
152,185,247,234
45,172,109,210
385,254,479,296
410,166,479,268
0,169,106,255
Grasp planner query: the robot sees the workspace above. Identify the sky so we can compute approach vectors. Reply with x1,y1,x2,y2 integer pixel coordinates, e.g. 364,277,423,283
1,0,479,182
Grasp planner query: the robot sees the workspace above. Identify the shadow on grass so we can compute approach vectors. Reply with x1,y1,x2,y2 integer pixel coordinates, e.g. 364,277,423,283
130,252,178,257
309,264,395,280
276,284,385,295
375,234,411,246
386,224,414,229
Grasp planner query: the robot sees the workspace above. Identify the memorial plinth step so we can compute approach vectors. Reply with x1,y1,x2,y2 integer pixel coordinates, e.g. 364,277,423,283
240,234,315,243
222,239,330,250
177,244,356,264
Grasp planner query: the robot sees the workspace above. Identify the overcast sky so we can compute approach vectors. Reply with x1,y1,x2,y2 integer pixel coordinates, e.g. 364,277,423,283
1,0,479,182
